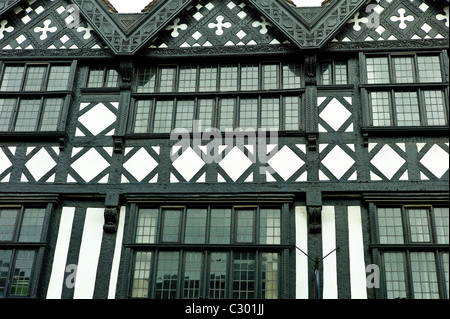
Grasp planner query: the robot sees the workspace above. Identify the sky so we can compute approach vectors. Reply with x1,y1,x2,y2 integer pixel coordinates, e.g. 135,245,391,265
109,0,324,13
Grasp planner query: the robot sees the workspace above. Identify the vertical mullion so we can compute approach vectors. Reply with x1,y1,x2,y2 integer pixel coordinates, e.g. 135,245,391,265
390,89,396,126
417,88,427,126
9,98,20,131
42,65,51,91
435,250,446,299
36,97,45,131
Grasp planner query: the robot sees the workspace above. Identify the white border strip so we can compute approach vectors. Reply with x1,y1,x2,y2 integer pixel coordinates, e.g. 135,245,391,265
322,206,338,299
348,206,368,299
295,206,309,299
108,206,126,299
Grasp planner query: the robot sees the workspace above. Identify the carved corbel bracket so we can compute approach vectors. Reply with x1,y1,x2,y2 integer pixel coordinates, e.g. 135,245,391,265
104,206,119,233
119,59,135,90
308,206,322,234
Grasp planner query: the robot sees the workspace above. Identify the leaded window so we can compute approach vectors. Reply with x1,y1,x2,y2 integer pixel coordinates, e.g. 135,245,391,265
86,66,119,88
320,61,348,85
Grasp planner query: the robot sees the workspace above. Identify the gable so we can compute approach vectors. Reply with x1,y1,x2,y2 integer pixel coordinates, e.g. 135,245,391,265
330,0,449,45
0,0,107,51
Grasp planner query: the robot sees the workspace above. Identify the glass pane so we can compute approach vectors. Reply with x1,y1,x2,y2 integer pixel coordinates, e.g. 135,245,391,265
179,67,197,92
183,252,202,299
18,208,45,242
424,90,447,126
418,56,442,83
410,252,439,299
236,210,254,243
408,209,431,243
184,209,207,244
0,250,13,298
239,98,258,130
261,253,279,299
153,100,174,133
9,250,35,297
136,209,159,244
383,252,407,299
161,210,181,242
260,209,281,245
434,207,449,244
366,57,390,84
175,100,195,132
262,64,279,90
220,65,238,92
14,99,40,132
370,91,392,126
241,64,259,91
219,98,235,131
133,100,152,133
0,99,16,131
199,66,217,92
233,252,255,299
87,68,104,88
284,96,300,130
0,66,24,91
198,99,215,130
261,98,280,130
0,209,18,241
131,252,152,298
47,66,70,91
209,208,231,245
155,251,179,299
23,66,46,91
105,69,119,87
321,63,331,85
393,57,415,83
137,67,157,93
442,252,449,299
209,252,227,299
395,91,420,126
158,67,176,92
335,62,348,85
377,208,404,244
283,63,301,89
40,98,63,131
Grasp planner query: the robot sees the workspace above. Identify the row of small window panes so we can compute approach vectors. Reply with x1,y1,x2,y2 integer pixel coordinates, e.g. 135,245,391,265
0,207,46,242
0,98,64,132
0,64,71,92
136,63,302,93
86,67,119,88
376,206,449,244
134,207,282,245
131,250,280,299
366,55,444,84
0,249,36,298
369,90,448,127
132,96,301,133
320,61,348,85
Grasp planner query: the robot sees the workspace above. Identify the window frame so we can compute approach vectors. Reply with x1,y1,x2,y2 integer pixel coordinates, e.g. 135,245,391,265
318,60,349,85
85,66,120,89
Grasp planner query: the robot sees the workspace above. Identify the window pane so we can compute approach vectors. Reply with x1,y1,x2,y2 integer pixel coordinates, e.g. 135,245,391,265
14,99,40,132
105,69,119,87
393,57,415,83
418,56,442,83
0,66,24,91
236,210,254,243
233,252,255,299
87,68,104,88
158,67,176,92
408,209,431,243
261,253,279,299
136,209,159,244
370,91,392,126
261,98,280,130
198,99,215,130
0,99,16,131
284,96,300,130
23,66,46,91
260,209,281,245
175,100,195,132
321,63,331,85
47,66,70,91
183,252,202,299
442,252,449,299
40,98,63,131
0,209,18,241
239,98,258,130
131,252,152,298
9,250,35,297
199,66,217,92
161,210,181,242
153,100,174,133
184,209,207,244
410,252,439,299
155,251,179,299
18,208,45,242
377,208,404,244
219,98,235,131
335,62,348,85
366,57,390,84
241,64,258,91
262,64,279,90
383,252,407,299
137,67,157,93
395,92,420,126
434,207,449,244
209,252,227,299
209,208,231,245
424,90,447,126
220,65,238,91
0,250,13,298
283,63,301,89
133,100,152,133
179,67,197,92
